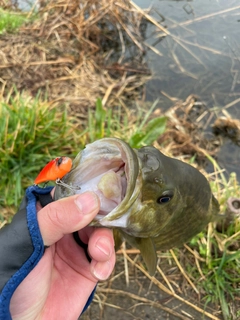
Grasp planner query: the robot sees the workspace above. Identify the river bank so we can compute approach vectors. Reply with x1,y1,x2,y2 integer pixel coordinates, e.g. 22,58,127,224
0,1,239,319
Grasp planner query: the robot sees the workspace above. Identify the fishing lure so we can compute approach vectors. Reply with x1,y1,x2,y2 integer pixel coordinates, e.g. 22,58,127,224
34,157,72,185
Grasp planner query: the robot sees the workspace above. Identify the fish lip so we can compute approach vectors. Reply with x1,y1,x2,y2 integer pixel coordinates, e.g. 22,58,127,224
89,138,142,227
55,138,142,228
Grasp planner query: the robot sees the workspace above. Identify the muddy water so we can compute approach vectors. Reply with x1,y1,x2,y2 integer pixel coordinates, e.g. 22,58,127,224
18,0,240,177
136,0,240,178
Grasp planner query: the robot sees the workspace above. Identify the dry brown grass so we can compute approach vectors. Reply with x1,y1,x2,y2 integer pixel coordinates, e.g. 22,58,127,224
1,2,240,319
0,0,154,112
81,96,240,320
82,245,223,320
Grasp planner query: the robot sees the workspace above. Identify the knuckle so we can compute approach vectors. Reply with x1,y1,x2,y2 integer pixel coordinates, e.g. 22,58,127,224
45,201,67,229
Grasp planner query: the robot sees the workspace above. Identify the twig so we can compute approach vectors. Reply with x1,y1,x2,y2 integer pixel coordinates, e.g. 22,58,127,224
224,97,240,109
124,253,221,320
122,242,129,286
97,288,190,320
164,5,240,30
170,249,199,295
157,265,175,293
129,1,170,35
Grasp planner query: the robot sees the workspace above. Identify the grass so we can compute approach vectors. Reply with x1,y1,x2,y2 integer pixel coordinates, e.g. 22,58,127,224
199,172,240,319
91,171,240,320
188,210,240,317
0,91,239,319
0,91,83,208
86,101,240,319
0,93,166,209
88,98,167,148
0,8,31,34
1,1,239,318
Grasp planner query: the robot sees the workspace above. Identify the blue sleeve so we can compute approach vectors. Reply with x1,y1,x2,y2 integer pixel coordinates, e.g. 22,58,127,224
0,185,95,319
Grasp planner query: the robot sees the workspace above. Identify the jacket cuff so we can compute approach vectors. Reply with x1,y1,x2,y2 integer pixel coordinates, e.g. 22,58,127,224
0,185,53,320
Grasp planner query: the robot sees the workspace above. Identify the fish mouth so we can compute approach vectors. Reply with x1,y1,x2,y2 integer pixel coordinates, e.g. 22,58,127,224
81,155,127,218
59,138,141,227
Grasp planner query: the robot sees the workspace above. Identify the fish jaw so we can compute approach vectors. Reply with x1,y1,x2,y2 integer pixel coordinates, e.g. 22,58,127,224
55,139,219,244
54,138,142,227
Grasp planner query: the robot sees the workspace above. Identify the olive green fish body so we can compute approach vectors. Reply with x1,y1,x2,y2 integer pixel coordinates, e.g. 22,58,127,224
135,146,218,248
54,138,219,275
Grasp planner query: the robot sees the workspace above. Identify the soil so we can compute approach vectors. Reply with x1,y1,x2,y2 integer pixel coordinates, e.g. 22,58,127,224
82,255,223,320
1,2,239,319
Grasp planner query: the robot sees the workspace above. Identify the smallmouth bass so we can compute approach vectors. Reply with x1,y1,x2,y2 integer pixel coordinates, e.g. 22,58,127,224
51,138,219,275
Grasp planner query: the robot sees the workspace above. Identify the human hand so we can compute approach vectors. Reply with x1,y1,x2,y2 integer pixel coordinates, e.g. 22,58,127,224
10,191,116,320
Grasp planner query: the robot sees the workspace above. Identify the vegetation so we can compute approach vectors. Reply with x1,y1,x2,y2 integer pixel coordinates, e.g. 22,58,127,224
0,1,239,319
0,91,77,208
0,93,166,209
0,0,153,110
0,8,30,34
0,89,239,319
187,172,240,320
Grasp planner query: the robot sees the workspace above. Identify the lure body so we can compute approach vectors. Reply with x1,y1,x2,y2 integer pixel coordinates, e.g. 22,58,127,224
34,157,72,184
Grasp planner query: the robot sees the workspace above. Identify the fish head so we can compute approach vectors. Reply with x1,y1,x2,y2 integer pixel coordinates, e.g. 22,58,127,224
54,139,219,275
125,146,182,237
129,146,219,248
54,140,218,241
121,145,219,275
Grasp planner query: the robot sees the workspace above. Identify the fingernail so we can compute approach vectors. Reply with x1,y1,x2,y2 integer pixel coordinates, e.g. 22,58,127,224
75,192,99,215
92,261,112,280
96,238,112,257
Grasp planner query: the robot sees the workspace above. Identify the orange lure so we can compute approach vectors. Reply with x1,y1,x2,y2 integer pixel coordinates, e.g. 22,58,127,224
34,157,72,184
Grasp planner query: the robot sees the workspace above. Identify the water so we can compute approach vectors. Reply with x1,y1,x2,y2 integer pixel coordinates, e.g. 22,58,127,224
135,0,240,177
17,0,240,177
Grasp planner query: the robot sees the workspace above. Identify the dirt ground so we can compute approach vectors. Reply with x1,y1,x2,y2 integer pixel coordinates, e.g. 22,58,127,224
1,2,239,319
82,254,223,320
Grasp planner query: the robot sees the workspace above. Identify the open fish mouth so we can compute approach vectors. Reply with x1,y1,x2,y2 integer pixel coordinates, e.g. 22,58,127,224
55,138,141,227
53,137,220,276
72,150,127,218
83,161,127,216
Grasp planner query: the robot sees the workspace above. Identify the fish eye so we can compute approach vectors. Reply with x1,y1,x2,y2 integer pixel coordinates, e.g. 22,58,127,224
157,190,174,204
57,157,63,166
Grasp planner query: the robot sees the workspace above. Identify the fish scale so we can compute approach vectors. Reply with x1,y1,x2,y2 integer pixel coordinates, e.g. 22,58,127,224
49,138,219,275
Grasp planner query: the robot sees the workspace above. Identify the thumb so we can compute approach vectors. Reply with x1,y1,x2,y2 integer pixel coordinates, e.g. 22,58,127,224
37,192,100,246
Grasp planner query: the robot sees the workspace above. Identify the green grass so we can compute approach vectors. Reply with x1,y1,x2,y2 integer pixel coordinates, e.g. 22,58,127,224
0,91,239,319
187,172,240,320
88,98,167,148
0,9,31,34
0,91,83,207
0,93,166,209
